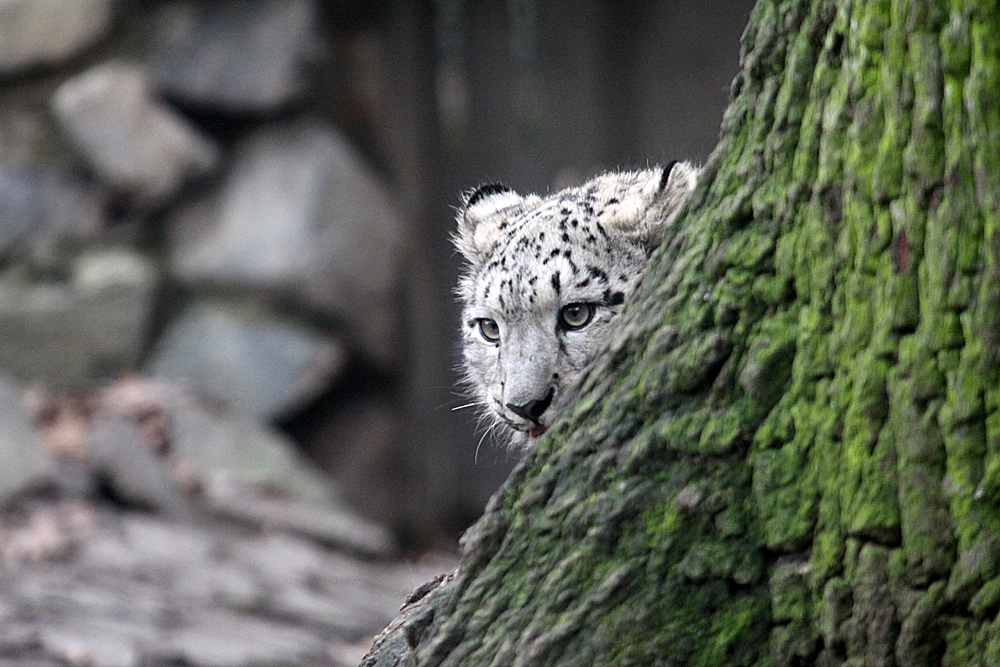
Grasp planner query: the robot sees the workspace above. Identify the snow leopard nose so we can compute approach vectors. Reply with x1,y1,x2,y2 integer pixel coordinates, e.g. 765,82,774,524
506,388,554,423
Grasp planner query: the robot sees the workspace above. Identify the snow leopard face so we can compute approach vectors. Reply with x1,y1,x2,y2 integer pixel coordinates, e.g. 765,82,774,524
455,162,698,449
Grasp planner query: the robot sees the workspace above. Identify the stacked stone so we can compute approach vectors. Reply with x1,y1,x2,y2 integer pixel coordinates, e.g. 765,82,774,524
0,0,405,398
0,2,419,663
0,0,408,509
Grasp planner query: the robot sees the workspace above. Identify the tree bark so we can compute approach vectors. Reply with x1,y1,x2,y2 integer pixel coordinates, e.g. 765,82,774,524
362,0,1000,665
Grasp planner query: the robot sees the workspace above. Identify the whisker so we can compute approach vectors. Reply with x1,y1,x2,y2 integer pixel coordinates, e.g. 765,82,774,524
451,402,479,412
475,429,489,465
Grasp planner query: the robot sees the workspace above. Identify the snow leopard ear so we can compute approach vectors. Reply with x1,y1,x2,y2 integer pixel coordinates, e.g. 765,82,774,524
640,160,699,251
456,183,525,264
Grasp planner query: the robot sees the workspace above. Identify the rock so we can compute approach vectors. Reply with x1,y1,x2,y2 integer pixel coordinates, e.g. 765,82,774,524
161,609,328,667
0,248,156,387
162,386,337,509
209,491,396,557
39,621,143,667
0,163,104,259
168,121,407,367
88,416,194,519
173,561,265,610
0,497,442,667
52,63,219,207
157,384,395,555
0,0,113,74
151,0,321,114
147,301,346,421
0,377,51,504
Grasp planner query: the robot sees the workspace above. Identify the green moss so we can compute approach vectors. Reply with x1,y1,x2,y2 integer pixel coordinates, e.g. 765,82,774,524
769,562,812,623
942,617,989,667
970,575,1000,620
381,2,1000,665
692,595,771,667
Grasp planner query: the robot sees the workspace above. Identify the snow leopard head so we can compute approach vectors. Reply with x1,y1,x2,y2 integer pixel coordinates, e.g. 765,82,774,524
455,161,698,449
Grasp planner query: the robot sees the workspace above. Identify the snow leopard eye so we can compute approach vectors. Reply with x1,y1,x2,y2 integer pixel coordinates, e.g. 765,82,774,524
478,318,501,342
559,303,595,330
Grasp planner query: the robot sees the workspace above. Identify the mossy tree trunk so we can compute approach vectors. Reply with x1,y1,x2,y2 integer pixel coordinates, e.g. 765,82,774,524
362,0,1000,665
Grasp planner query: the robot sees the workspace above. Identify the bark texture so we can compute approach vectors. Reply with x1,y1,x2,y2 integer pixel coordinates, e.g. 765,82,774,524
363,0,1000,665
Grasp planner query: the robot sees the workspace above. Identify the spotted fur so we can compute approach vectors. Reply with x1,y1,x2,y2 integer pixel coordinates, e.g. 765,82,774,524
455,162,699,449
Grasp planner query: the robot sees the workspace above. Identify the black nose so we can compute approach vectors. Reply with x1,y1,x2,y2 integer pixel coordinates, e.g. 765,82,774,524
506,388,554,423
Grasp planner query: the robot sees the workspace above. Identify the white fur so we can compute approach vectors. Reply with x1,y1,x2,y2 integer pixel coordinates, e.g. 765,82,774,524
456,163,698,449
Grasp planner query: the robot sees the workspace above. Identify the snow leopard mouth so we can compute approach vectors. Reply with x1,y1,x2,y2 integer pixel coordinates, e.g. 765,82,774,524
528,425,548,438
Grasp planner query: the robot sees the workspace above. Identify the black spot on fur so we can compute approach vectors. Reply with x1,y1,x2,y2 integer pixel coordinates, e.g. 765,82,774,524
467,182,512,208
561,232,570,242
576,278,591,288
608,197,619,205
551,272,561,294
609,291,625,305
587,266,609,283
550,248,561,258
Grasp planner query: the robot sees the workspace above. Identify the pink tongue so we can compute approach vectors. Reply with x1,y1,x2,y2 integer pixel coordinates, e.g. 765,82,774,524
529,426,547,438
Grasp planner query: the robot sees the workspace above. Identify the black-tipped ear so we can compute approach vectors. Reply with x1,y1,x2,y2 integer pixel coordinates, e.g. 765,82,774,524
466,182,513,208
456,182,525,265
640,160,699,251
659,160,680,192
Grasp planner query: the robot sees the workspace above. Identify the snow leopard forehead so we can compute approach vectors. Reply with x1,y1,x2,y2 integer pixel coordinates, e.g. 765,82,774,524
464,194,648,319
456,169,689,318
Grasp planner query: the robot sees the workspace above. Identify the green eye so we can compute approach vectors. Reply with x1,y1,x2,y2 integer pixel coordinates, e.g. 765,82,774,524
559,303,595,330
478,318,501,342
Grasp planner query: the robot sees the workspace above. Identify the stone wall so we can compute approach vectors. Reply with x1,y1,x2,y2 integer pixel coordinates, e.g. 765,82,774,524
0,0,755,541
0,0,431,530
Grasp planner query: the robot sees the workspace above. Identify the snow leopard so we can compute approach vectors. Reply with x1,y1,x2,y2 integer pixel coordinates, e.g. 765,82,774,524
455,161,699,450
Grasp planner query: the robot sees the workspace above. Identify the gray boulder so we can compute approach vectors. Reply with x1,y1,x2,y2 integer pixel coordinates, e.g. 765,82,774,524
163,386,337,509
0,376,51,504
52,63,220,207
151,0,321,114
88,415,195,520
160,385,395,555
0,249,156,387
147,301,346,421
168,122,407,366
0,163,105,258
0,0,113,74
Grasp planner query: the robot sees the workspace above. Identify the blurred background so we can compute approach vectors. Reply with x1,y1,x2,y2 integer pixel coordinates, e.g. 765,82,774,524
0,0,751,662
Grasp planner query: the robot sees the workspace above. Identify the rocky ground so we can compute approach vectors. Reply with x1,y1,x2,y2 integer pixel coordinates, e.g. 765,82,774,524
0,375,455,667
0,500,452,667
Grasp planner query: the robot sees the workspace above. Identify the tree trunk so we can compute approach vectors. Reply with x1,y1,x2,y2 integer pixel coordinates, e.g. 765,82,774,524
363,0,1000,665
